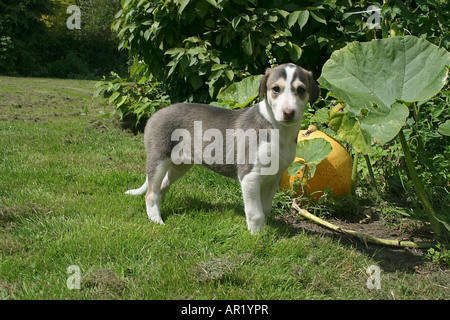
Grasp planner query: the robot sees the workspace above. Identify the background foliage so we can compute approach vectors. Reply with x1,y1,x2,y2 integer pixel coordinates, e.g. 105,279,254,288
99,0,449,115
0,0,128,77
113,0,377,102
0,0,53,75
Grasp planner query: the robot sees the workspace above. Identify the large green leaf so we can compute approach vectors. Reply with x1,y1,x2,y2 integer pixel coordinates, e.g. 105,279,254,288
288,138,333,178
327,104,372,154
359,101,410,146
318,36,450,112
438,120,450,136
215,74,263,109
319,36,449,153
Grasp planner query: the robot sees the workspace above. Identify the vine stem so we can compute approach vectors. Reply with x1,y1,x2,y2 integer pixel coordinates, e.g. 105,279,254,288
292,200,434,249
398,129,442,236
351,152,359,195
364,154,378,191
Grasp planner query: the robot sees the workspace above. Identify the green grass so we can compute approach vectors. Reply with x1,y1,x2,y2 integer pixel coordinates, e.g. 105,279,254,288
0,76,448,300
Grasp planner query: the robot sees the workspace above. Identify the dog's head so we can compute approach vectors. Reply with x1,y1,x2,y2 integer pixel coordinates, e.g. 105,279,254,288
259,63,320,126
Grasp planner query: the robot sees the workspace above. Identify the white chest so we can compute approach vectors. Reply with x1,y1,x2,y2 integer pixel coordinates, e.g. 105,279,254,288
253,126,298,178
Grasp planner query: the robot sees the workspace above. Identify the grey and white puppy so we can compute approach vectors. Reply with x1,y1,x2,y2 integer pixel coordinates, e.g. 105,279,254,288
126,63,319,234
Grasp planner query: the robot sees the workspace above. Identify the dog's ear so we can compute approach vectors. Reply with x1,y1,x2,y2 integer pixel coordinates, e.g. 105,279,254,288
259,68,272,101
308,71,320,105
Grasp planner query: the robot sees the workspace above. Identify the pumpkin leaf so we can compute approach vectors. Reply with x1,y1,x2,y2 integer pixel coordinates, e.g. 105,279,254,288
319,36,450,153
327,104,372,154
318,36,450,111
287,161,306,178
359,101,409,145
438,119,450,136
289,137,333,178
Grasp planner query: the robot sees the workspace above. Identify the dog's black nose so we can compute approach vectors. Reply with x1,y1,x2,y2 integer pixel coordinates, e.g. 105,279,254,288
282,109,295,121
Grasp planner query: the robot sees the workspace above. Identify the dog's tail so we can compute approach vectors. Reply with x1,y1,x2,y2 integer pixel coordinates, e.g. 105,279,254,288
125,176,148,196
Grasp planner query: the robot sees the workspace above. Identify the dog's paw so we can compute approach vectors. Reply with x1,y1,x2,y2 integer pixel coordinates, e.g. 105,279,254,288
148,214,165,225
248,225,263,235
247,214,265,235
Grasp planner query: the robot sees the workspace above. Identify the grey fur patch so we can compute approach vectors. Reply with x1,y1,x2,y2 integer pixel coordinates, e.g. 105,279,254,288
143,103,274,180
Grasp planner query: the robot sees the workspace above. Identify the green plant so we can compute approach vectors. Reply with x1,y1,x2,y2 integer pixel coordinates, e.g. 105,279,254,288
94,71,171,126
102,0,450,127
212,74,263,109
318,36,450,238
380,0,449,48
287,137,333,180
112,0,380,103
425,244,450,266
0,36,15,73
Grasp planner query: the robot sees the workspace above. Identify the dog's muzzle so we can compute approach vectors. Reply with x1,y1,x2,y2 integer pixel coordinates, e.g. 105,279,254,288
282,109,295,121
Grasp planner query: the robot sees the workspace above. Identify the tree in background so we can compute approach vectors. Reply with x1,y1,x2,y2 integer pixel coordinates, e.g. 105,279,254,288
0,0,54,74
0,0,128,77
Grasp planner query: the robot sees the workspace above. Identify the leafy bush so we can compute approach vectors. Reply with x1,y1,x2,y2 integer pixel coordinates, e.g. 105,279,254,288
0,0,128,77
0,0,53,75
46,51,92,78
113,0,379,103
0,36,15,74
94,70,171,128
101,0,449,122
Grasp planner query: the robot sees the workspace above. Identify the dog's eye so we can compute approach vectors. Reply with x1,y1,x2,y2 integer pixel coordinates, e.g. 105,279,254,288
272,86,280,94
297,86,306,95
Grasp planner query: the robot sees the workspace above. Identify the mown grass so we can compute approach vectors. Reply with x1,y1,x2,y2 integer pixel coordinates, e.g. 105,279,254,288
0,76,448,300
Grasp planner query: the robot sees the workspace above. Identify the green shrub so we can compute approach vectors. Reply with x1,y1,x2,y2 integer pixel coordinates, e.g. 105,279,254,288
102,0,449,125
0,36,15,74
94,71,171,128
46,51,92,78
113,0,376,103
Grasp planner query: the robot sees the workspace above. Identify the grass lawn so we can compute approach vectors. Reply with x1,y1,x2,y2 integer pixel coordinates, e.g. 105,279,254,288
0,76,448,300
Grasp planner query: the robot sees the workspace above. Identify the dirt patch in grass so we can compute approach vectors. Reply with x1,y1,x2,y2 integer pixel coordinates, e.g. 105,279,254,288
0,233,25,255
82,267,128,299
0,278,17,299
0,202,48,228
190,257,238,282
0,76,103,124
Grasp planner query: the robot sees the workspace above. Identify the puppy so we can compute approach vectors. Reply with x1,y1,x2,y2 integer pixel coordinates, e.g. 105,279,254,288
126,63,320,234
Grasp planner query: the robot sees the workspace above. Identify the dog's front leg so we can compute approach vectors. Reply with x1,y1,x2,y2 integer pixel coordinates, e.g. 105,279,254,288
261,178,280,217
240,173,265,234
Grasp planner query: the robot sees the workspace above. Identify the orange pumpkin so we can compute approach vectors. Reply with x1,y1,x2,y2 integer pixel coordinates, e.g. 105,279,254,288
280,126,353,201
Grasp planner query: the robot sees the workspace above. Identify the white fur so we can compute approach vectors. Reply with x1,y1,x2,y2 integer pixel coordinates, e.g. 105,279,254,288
125,177,148,195
242,102,300,234
239,64,308,233
144,159,171,224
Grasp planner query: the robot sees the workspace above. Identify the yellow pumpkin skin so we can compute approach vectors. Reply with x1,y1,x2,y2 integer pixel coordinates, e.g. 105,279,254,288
280,128,353,202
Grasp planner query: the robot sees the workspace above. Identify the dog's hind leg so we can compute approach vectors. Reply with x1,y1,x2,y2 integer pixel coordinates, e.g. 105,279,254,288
160,163,193,202
145,158,172,225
